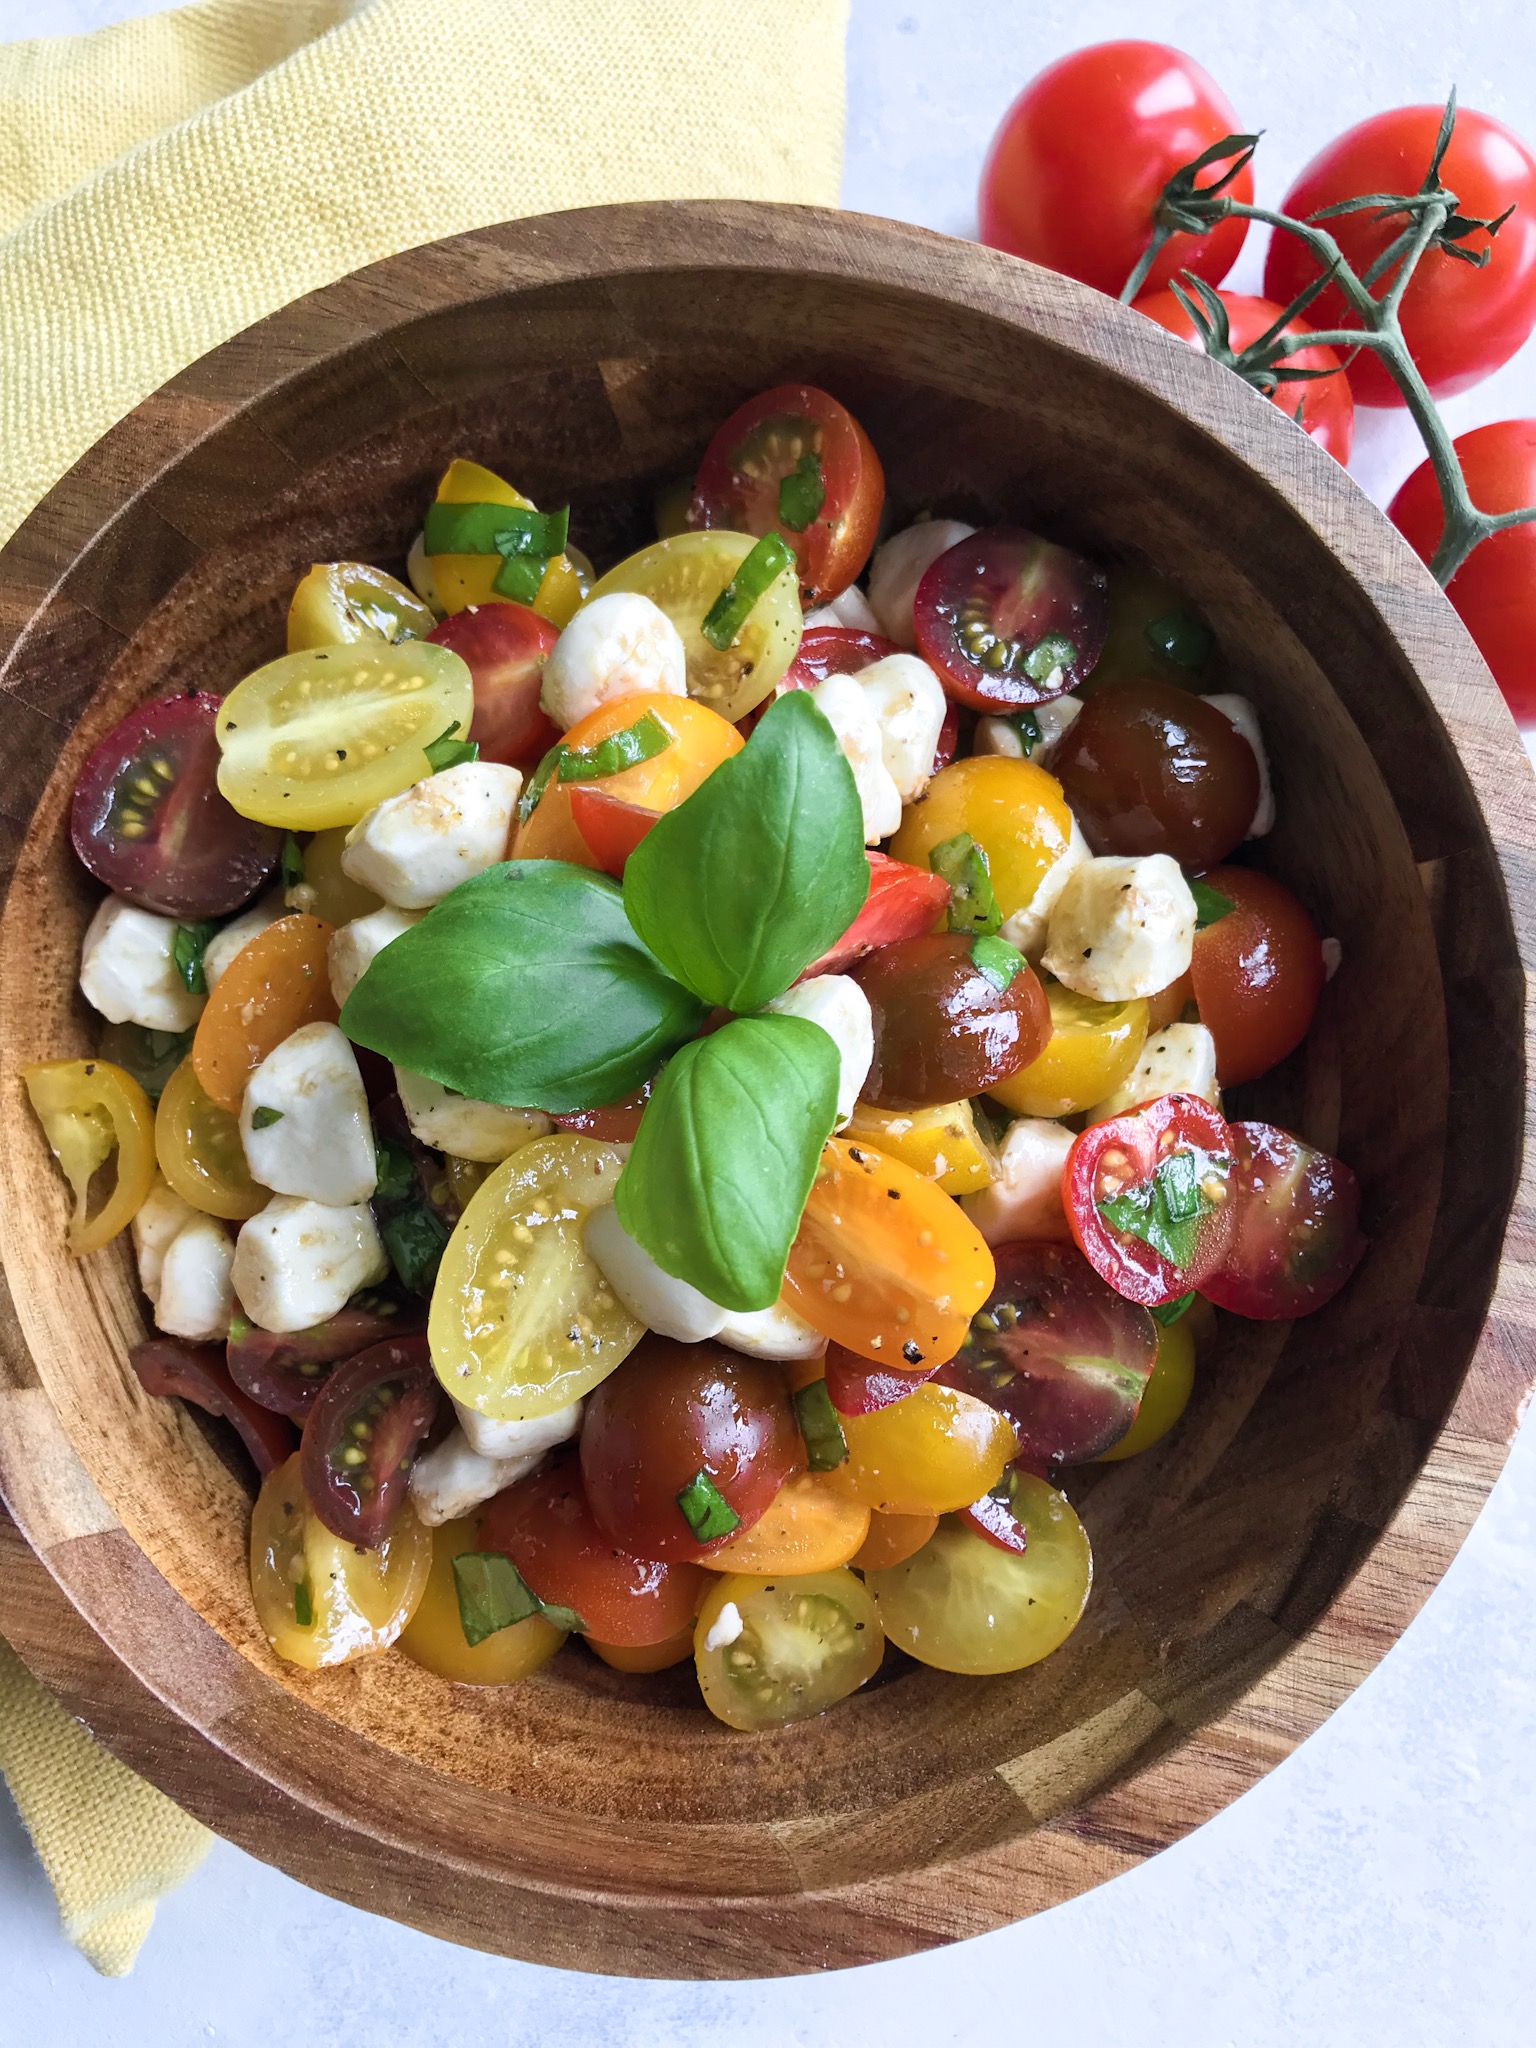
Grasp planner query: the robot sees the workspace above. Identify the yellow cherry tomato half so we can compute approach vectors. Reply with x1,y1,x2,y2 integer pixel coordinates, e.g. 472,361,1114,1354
285,561,436,653
155,1056,267,1220
783,1136,995,1369
850,1507,939,1573
830,1382,1015,1515
588,1624,695,1673
428,459,586,625
21,1058,156,1255
693,1569,884,1730
287,825,382,926
583,531,802,723
889,755,1073,927
842,1097,998,1197
867,1480,1092,1675
397,1515,565,1685
705,1470,870,1576
429,1134,643,1422
191,914,336,1114
1095,1313,1196,1460
214,640,474,831
250,1452,431,1670
987,980,1149,1119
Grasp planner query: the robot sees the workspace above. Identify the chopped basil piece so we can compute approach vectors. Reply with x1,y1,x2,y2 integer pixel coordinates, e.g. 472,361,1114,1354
1098,1148,1230,1272
1190,878,1236,929
172,919,219,995
777,451,825,532
422,500,565,557
373,1136,415,1206
1151,1292,1196,1326
970,934,1024,991
676,1468,741,1542
379,1202,451,1296
517,741,563,826
792,1379,848,1471
452,1551,587,1646
1009,707,1043,753
250,1105,284,1130
1145,609,1214,671
280,833,306,891
930,831,1002,937
556,710,673,783
1022,632,1077,684
423,721,479,773
701,533,796,651
492,506,570,604
293,1578,313,1628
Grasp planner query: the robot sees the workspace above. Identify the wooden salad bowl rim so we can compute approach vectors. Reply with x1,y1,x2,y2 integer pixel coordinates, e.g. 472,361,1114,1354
0,202,1532,1977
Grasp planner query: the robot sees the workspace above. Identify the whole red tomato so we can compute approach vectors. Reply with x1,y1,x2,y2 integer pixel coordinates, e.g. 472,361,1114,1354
1134,289,1355,462
1264,105,1536,405
979,41,1252,298
1390,419,1536,724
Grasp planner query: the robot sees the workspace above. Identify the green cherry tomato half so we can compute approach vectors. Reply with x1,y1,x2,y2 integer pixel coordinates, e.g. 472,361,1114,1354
693,1569,885,1730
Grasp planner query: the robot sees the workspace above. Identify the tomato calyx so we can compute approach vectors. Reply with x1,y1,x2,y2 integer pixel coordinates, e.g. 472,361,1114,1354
1068,1094,1235,1307
299,1335,439,1546
132,1337,298,1475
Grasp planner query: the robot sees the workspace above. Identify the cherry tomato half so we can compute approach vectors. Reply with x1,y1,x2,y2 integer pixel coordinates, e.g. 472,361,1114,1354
1199,1121,1365,1320
689,385,884,605
913,528,1109,711
480,1446,710,1646
782,625,900,691
299,1336,440,1548
191,914,336,1113
1264,104,1536,405
567,786,661,877
832,1381,1016,1515
286,562,436,652
1094,1312,1196,1461
1067,1093,1235,1307
705,1470,870,1575
851,932,1050,1108
155,1056,267,1221
1134,289,1354,463
979,41,1252,298
226,1297,419,1419
71,693,282,917
987,981,1149,1120
824,1343,939,1415
850,1507,938,1572
1190,866,1324,1085
130,1337,297,1475
22,1057,156,1256
801,851,951,978
889,754,1075,932
693,1569,885,1731
426,602,561,771
398,1514,566,1686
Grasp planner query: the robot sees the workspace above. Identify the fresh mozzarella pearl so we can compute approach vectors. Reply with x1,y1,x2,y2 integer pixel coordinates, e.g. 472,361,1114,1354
132,1178,198,1307
78,895,204,1032
328,906,422,1006
1042,853,1197,1002
1203,692,1274,836
974,716,1025,760
408,1428,546,1526
819,584,882,633
154,1215,236,1342
977,694,1084,766
203,890,285,990
341,762,522,910
762,973,874,1128
584,1203,728,1342
232,1195,388,1334
714,1298,828,1363
1089,1022,1221,1123
962,1117,1074,1246
539,592,686,730
867,520,976,647
452,1397,583,1463
394,1067,550,1164
998,816,1090,959
702,1601,744,1651
239,1022,376,1206
855,653,948,803
810,673,903,842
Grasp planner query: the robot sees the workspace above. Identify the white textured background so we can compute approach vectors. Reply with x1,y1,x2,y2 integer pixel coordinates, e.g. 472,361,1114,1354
3,2,1534,2042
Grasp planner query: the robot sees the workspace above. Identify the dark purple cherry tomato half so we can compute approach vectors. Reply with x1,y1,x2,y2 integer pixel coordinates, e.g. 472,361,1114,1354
824,1341,939,1416
1199,1120,1365,1320
935,1240,1158,1465
1051,678,1259,869
226,1297,421,1419
782,625,900,691
299,1335,439,1547
580,1336,802,1562
426,602,560,773
132,1337,297,1475
71,692,283,917
852,931,1051,1109
913,527,1108,712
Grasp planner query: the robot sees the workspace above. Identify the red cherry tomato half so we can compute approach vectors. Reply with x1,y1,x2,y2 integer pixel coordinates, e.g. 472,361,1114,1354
979,41,1253,298
131,1337,297,1475
1190,866,1325,1085
1133,289,1354,463
426,602,561,771
568,783,661,876
935,1240,1159,1464
1067,1093,1236,1307
932,699,961,774
550,1078,653,1144
226,1298,422,1419
299,1336,439,1547
579,1336,801,1562
824,1342,939,1416
71,692,283,917
1390,419,1536,726
801,851,950,978
913,528,1109,712
1264,105,1536,405
479,1445,710,1647
1200,1122,1364,1319
958,1475,1033,1555
783,625,900,691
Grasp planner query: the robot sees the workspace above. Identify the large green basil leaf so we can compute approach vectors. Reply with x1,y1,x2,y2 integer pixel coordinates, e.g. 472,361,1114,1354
614,1014,839,1312
621,690,869,1012
339,862,706,1112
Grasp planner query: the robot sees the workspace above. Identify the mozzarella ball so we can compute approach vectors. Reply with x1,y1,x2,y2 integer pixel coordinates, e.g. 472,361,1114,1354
203,890,285,990
584,1203,728,1341
1042,854,1197,1002
539,592,686,731
867,519,976,647
78,895,204,1032
976,694,1084,767
1089,1022,1220,1123
232,1195,389,1334
762,973,874,1128
714,1297,828,1363
154,1215,236,1342
804,584,882,634
973,717,1025,760
240,1022,376,1206
998,815,1090,960
856,653,948,803
452,1397,583,1462
962,1117,1074,1246
810,673,903,842
409,1428,546,1526
393,1068,550,1164
341,762,521,911
1204,693,1274,836
132,1177,198,1307
328,906,422,1006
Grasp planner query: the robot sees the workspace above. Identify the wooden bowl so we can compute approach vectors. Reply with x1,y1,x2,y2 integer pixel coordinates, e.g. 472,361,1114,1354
0,204,1531,1978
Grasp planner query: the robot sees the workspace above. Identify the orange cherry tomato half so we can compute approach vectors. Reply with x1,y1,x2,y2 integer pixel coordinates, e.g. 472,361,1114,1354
850,1507,938,1572
704,1470,870,1575
688,384,884,605
783,1136,996,1370
1190,866,1325,1085
191,913,336,1112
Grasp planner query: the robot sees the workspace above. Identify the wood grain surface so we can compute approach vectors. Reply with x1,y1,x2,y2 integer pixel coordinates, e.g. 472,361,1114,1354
0,201,1530,1977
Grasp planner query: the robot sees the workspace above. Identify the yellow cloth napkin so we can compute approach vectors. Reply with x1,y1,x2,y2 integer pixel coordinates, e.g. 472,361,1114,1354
0,0,847,1973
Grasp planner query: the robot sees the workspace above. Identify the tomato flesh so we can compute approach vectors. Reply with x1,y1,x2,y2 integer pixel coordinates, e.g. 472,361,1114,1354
227,1298,419,1419
72,693,282,917
1067,1093,1235,1307
1134,289,1354,463
131,1337,297,1475
191,914,336,1114
693,1569,885,1730
914,528,1108,711
1189,866,1325,1084
22,1058,157,1257
824,1343,939,1415
800,851,951,978
783,625,899,690
567,784,661,876
155,1056,267,1221
1199,1120,1365,1320
426,602,560,771
299,1335,440,1547
851,931,1051,1108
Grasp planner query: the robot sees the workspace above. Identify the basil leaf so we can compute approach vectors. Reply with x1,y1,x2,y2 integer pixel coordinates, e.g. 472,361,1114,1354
373,1136,415,1206
280,834,306,891
452,1551,587,1645
1145,609,1213,670
423,722,479,772
293,1578,314,1628
250,1105,284,1130
701,532,796,650
622,691,868,1011
676,1470,741,1543
491,507,569,604
1190,878,1235,929
556,710,672,783
172,919,219,995
422,501,567,558
777,452,825,532
1098,1150,1230,1273
930,831,1001,937
1023,632,1076,684
970,934,1023,991
1151,1291,1195,1326
379,1203,450,1296
518,741,563,826
1009,707,1043,753
340,861,707,1112
792,1379,848,1471
96,1022,192,1103
614,1014,839,1312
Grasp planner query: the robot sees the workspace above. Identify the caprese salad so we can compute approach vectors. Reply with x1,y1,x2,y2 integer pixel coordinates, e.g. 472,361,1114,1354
25,383,1364,1725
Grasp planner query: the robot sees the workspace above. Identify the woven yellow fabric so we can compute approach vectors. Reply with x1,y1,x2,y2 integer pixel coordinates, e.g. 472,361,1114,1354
0,0,847,1976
